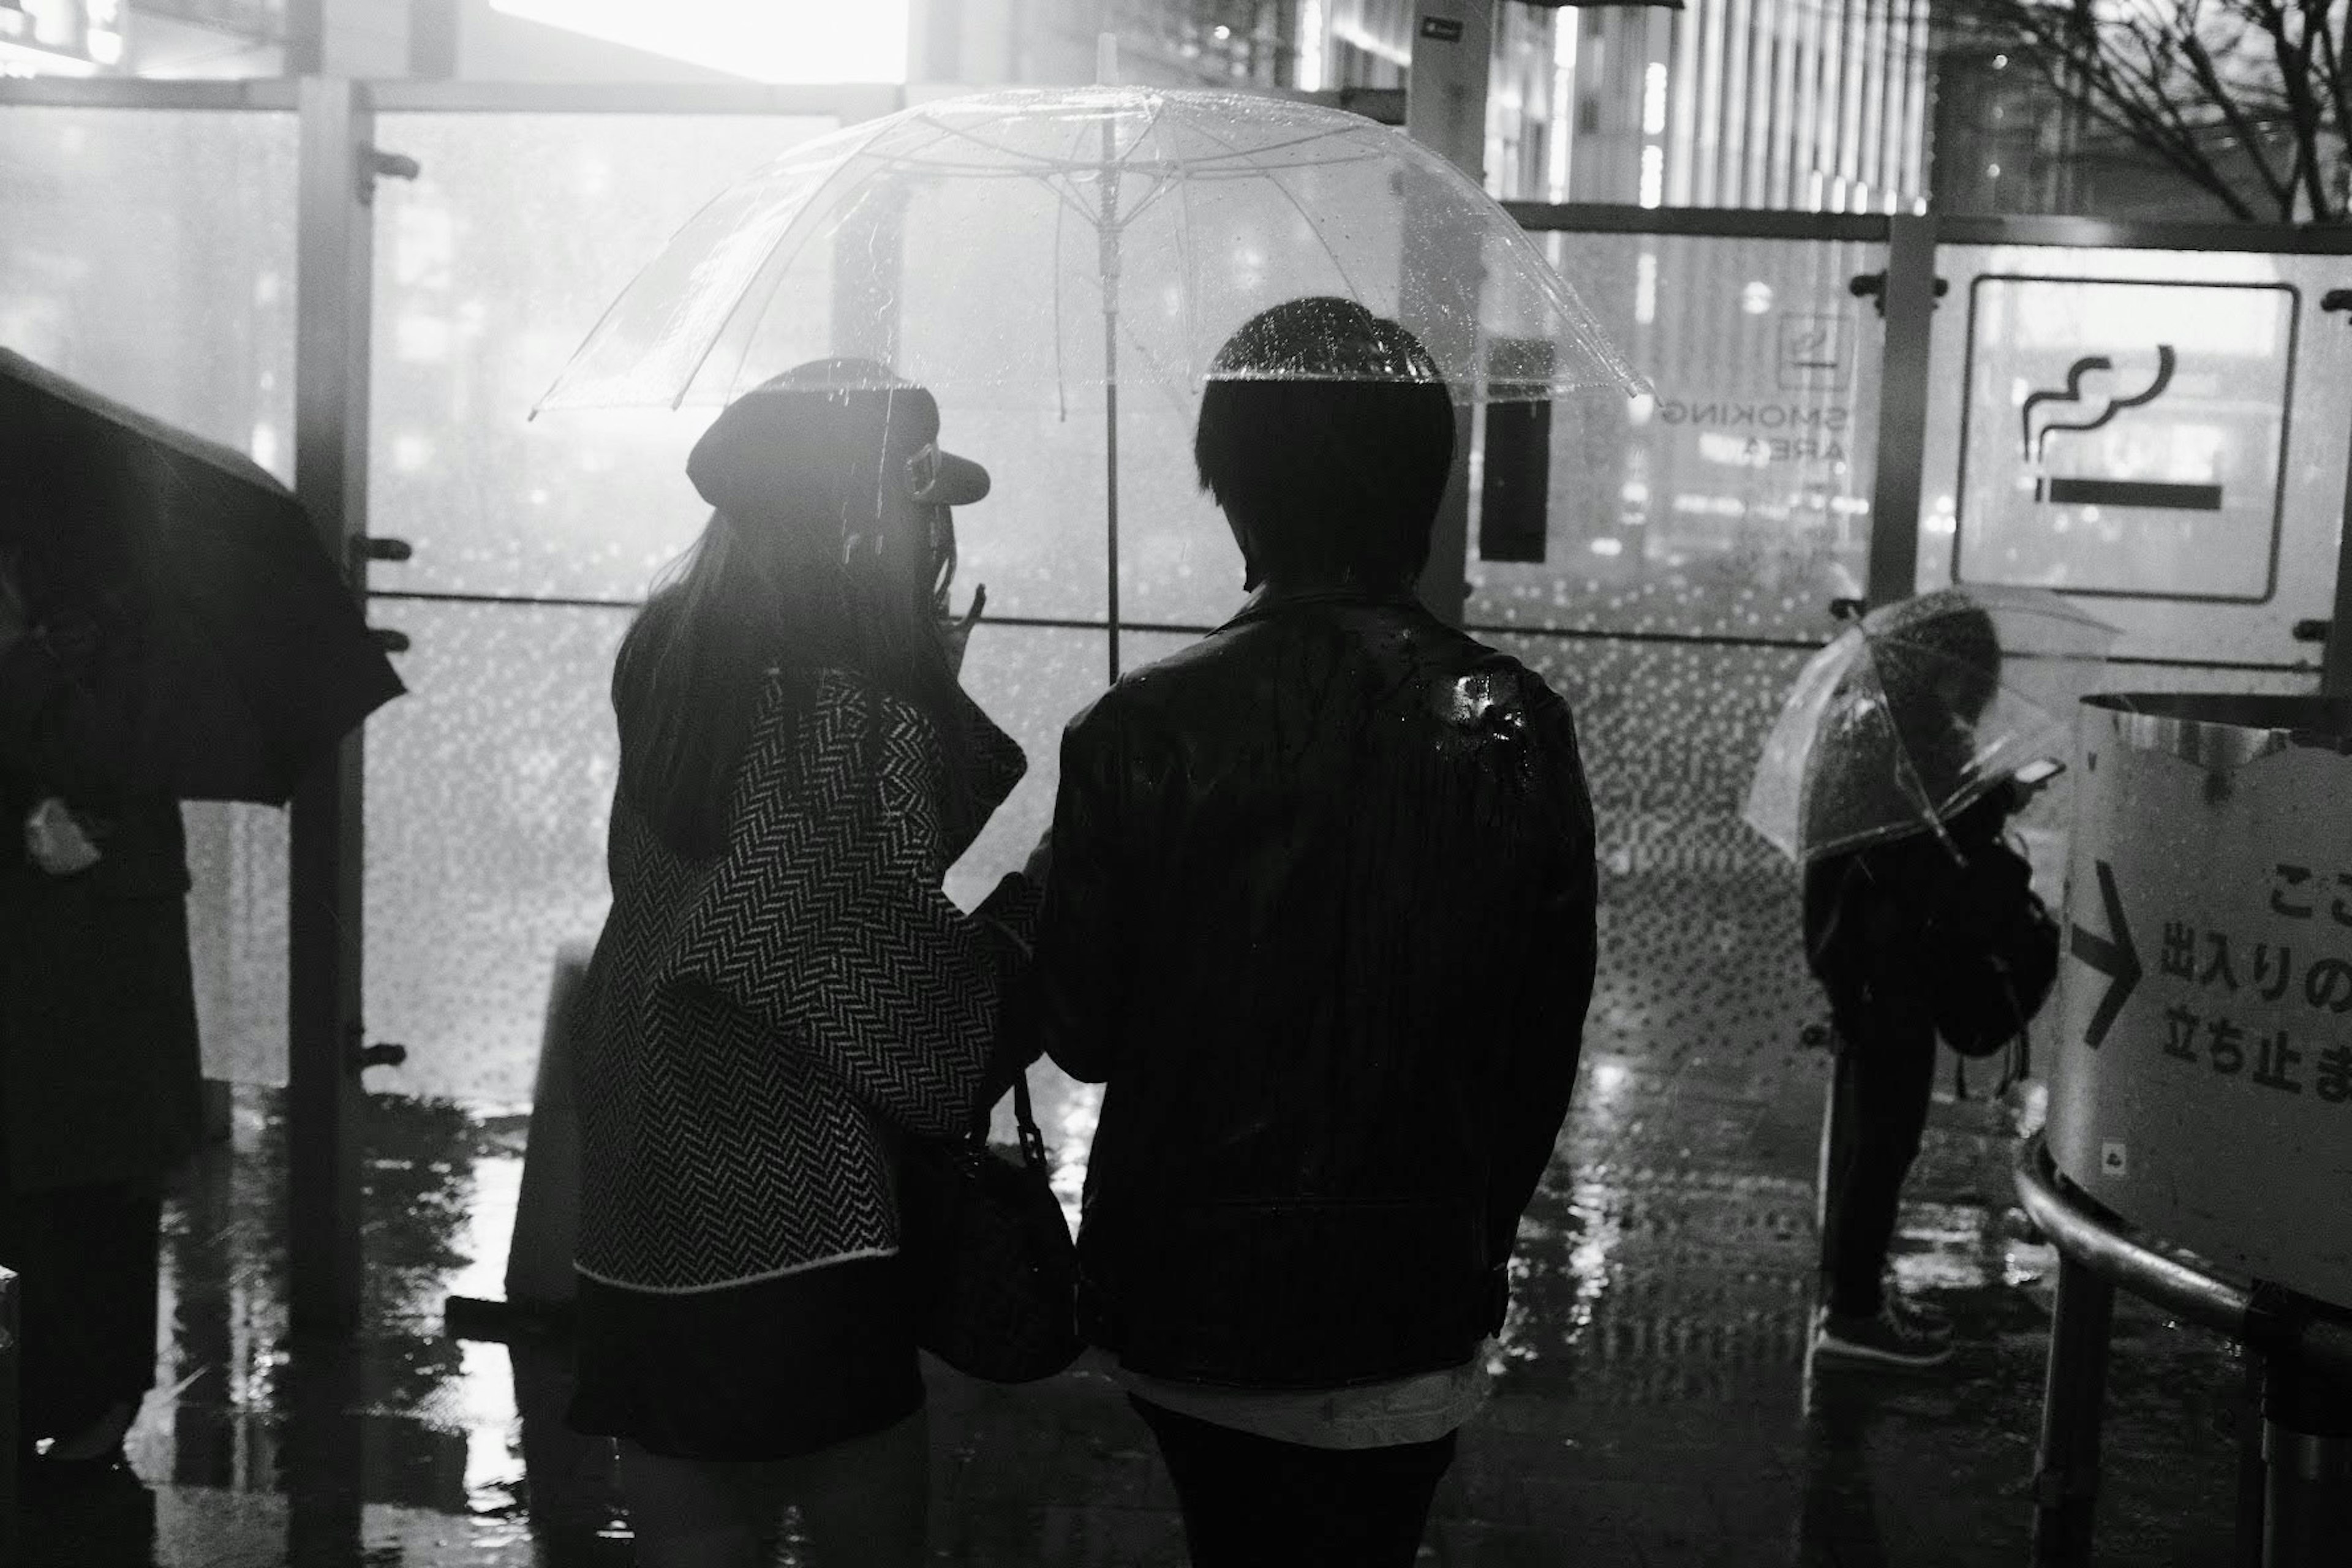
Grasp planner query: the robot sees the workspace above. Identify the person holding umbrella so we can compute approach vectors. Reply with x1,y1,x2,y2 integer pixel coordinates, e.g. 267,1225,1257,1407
0,541,204,1477
564,360,1037,1568
1019,300,1599,1566
1756,590,2085,1370
0,350,401,1483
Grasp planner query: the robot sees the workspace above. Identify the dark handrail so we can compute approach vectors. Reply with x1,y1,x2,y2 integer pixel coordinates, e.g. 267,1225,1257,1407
2015,1134,2352,1380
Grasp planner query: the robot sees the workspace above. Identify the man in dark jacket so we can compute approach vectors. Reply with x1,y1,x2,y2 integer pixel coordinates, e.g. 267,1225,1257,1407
1027,299,1597,1567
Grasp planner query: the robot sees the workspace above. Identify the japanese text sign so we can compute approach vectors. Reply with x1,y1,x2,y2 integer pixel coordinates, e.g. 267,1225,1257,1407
2050,694,2352,1306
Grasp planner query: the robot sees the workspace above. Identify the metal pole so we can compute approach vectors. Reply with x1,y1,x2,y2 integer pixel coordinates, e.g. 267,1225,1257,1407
2324,292,2352,696
289,75,377,1338
1863,210,1936,609
2258,1292,2352,1568
0,1267,17,1561
1100,112,1123,685
1402,0,1493,629
2030,1251,2116,1566
2325,426,2352,698
2240,1343,2272,1567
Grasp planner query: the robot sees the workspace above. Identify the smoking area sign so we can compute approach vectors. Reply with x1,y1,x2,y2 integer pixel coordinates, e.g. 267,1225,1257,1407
1954,276,2297,603
2049,698,2352,1308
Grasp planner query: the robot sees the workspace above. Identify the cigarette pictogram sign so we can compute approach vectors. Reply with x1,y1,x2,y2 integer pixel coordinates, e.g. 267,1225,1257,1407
1954,275,2296,603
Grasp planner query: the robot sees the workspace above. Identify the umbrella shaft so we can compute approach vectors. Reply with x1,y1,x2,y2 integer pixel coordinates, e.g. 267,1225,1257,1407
1104,309,1120,686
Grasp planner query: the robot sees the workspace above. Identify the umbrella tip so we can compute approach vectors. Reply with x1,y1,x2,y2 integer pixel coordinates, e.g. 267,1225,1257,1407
1096,31,1118,86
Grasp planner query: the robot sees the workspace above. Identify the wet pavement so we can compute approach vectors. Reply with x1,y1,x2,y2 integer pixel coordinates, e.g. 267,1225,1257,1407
24,933,2255,1567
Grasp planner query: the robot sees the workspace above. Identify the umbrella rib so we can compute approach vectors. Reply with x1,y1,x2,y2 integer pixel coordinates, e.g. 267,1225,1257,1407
668,124,945,401
1175,160,1202,387
1855,631,1963,860
908,114,1369,180
537,125,881,412
673,107,1048,399
1052,141,1072,418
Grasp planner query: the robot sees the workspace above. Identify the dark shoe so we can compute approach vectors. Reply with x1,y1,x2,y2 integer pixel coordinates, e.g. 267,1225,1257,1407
1814,1304,1954,1370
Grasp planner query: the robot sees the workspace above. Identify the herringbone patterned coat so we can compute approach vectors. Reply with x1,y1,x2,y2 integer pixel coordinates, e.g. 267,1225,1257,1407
574,665,1035,1294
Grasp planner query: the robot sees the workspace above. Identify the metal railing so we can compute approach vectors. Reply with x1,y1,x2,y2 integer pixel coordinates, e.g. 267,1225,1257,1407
2016,1136,2352,1566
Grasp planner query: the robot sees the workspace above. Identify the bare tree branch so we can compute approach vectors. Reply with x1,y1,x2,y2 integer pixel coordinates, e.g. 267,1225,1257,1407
1942,0,2348,221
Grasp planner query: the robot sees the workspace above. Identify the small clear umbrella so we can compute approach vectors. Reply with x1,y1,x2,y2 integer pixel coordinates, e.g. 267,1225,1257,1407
536,84,1643,674
1743,584,2119,863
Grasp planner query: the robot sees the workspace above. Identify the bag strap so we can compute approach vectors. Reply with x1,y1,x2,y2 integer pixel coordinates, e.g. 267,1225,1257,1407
963,1066,1052,1172
1011,1070,1049,1170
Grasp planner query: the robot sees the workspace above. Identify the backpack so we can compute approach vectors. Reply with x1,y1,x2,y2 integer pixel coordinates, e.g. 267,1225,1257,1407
1917,834,2060,1059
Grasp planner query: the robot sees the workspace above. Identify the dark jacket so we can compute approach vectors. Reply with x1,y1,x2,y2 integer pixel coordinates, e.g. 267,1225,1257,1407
0,622,203,1193
1031,588,1597,1388
1802,782,2024,1052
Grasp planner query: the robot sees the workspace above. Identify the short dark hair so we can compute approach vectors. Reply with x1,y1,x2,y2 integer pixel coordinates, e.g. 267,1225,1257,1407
1193,298,1456,591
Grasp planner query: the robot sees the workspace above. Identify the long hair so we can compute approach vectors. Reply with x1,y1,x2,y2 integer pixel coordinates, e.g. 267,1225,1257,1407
614,467,967,861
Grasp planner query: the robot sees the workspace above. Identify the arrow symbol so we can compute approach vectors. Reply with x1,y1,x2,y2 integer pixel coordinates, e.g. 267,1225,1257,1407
2069,859,2141,1050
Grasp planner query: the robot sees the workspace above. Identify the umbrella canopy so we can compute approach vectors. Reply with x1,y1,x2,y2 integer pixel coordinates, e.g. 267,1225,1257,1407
0,348,405,805
537,86,1642,412
1743,584,2118,864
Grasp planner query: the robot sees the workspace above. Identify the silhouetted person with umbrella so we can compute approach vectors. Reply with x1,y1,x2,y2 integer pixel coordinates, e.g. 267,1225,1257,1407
0,543,202,1477
0,351,400,1487
1803,598,2051,1370
1022,300,1599,1567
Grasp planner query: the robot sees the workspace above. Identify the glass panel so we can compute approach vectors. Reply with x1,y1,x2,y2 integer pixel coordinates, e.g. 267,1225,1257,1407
1489,627,1828,1091
367,113,836,603
0,107,299,474
1470,232,1886,641
364,600,630,1110
0,105,300,1085
944,620,1110,913
183,805,291,1087
1112,424,1250,632
1920,244,2352,668
927,397,1117,627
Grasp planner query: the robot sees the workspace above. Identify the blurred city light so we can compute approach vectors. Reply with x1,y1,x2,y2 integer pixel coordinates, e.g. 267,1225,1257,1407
1295,0,1326,91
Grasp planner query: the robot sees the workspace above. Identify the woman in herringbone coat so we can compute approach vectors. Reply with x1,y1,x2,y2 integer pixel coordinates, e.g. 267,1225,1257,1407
567,360,1039,1568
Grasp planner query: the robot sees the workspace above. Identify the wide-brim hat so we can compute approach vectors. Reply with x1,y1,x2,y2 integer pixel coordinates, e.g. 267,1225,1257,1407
687,357,990,518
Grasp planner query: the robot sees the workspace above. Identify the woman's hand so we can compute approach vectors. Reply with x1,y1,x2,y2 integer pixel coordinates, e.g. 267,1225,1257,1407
941,582,986,679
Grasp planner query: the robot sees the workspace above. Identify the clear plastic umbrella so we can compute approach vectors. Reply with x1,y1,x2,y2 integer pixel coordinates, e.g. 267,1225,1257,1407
1743,584,2119,863
535,85,1643,673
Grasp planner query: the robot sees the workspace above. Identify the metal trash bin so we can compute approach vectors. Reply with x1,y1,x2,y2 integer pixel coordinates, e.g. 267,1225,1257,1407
2049,693,2352,1303
2029,692,2352,1567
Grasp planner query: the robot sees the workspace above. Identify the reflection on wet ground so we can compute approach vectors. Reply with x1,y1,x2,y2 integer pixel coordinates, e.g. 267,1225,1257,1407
34,879,2247,1567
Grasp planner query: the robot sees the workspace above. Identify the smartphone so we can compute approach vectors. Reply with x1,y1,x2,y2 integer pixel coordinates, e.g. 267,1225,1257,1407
2012,757,2066,788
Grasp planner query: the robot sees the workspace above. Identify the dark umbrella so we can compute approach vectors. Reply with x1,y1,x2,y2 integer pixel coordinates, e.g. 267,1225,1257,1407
0,348,404,805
